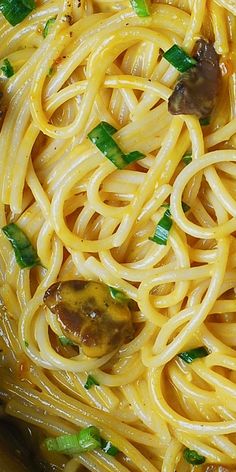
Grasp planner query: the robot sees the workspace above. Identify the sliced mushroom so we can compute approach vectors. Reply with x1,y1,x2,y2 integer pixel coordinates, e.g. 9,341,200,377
44,280,134,358
168,39,221,118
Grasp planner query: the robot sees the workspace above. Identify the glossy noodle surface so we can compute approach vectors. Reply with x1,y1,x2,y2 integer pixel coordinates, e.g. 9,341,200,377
0,0,236,470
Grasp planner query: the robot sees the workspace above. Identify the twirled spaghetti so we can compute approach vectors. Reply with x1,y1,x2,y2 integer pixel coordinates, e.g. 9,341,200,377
0,0,236,470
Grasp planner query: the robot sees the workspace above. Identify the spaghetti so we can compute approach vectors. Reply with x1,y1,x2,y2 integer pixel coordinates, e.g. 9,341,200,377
0,0,236,470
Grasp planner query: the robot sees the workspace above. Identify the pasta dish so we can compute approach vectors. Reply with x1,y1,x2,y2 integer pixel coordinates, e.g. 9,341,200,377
0,0,236,470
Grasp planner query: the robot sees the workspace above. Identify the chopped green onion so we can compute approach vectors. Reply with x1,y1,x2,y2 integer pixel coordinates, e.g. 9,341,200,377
129,0,150,17
0,0,36,26
43,17,56,38
1,58,14,77
2,223,40,269
24,340,29,348
181,201,190,213
149,208,172,245
123,150,145,164
88,122,124,169
22,0,35,7
84,374,100,390
150,201,190,244
58,336,75,347
183,448,206,465
45,426,101,455
88,122,144,169
109,286,129,304
178,346,209,364
98,121,117,136
48,66,54,77
182,153,192,166
199,117,210,126
78,426,101,451
163,45,197,73
101,438,119,456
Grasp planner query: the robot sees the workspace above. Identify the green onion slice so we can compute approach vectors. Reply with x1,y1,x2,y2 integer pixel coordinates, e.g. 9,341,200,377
48,66,54,77
43,17,56,38
178,346,209,364
58,336,75,347
199,117,210,126
149,208,172,246
1,58,14,77
2,223,40,269
182,153,192,165
163,45,197,73
109,286,129,304
123,150,145,164
84,374,100,390
181,201,190,213
129,0,150,17
183,448,206,465
0,0,36,26
149,201,190,245
45,426,101,455
88,122,144,169
101,439,119,456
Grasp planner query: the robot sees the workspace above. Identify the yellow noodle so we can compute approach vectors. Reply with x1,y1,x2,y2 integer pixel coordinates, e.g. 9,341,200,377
0,0,236,471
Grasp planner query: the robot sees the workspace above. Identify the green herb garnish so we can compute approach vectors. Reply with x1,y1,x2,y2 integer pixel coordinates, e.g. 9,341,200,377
0,0,36,26
88,122,144,169
84,374,100,390
183,448,206,465
163,45,197,73
1,58,14,77
45,426,101,455
2,223,40,269
43,17,56,38
178,346,209,364
129,0,150,17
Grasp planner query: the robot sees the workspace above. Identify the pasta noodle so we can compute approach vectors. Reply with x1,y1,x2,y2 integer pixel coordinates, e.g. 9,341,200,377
0,0,236,470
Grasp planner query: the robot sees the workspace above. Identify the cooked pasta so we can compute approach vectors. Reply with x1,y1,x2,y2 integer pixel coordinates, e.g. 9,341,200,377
0,0,236,470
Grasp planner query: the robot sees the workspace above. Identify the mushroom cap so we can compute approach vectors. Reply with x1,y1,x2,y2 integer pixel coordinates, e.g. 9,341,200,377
44,280,134,358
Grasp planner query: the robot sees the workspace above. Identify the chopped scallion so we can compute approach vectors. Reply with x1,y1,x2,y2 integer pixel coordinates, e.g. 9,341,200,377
182,153,192,165
45,426,101,455
150,201,190,244
109,286,129,304
48,66,54,76
178,346,209,364
58,336,75,347
24,340,29,348
183,448,206,465
101,439,119,456
84,374,100,390
123,150,145,164
181,201,190,213
199,117,210,126
88,122,144,169
129,0,150,17
163,44,197,73
0,0,36,26
2,223,40,269
1,58,14,77
43,17,56,38
149,208,172,245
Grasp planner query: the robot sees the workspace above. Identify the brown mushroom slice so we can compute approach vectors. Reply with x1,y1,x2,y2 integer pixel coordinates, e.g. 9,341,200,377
168,39,221,119
44,280,134,358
